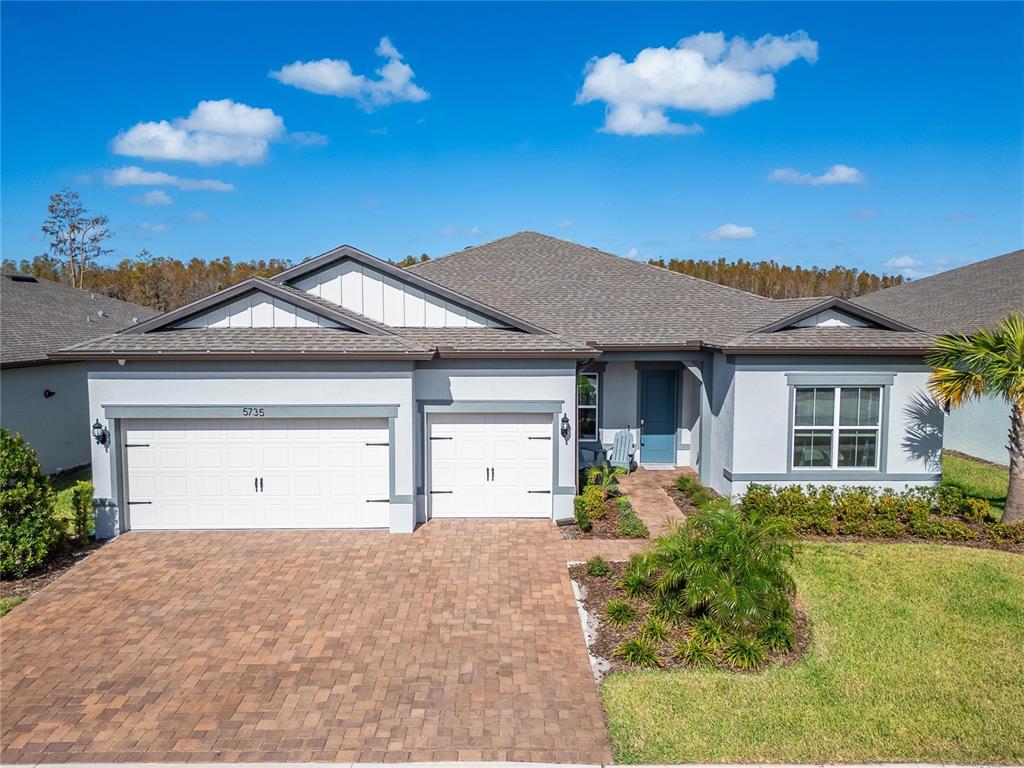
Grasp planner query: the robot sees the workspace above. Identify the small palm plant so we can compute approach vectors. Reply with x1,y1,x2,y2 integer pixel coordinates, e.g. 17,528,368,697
926,312,1024,523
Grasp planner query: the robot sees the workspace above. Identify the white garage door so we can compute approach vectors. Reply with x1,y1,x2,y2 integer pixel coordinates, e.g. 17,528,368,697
124,418,390,530
429,413,552,518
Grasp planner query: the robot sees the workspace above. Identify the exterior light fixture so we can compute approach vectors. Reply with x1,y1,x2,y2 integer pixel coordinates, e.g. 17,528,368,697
560,413,571,443
43,389,55,398
91,419,110,447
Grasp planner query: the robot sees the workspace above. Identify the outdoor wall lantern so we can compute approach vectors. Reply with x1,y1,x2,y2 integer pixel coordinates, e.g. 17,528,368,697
91,419,110,447
560,413,571,443
43,389,55,398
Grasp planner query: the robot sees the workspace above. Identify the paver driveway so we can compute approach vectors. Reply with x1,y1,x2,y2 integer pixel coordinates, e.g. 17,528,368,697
1,520,611,764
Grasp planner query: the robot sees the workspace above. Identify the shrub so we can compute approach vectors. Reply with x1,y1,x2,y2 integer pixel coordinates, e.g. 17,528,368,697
910,512,975,541
723,635,767,670
585,462,622,497
605,599,636,627
961,497,990,524
70,480,94,542
675,474,714,508
620,556,653,597
640,615,670,643
864,516,907,539
674,636,715,668
989,522,1024,546
758,619,796,652
585,555,611,577
649,592,685,625
616,496,633,513
933,485,965,518
582,485,607,519
617,508,649,539
0,430,62,577
835,488,874,535
573,496,592,532
692,616,726,650
615,636,661,668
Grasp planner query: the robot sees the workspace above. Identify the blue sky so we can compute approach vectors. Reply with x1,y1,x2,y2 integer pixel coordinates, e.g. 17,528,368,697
2,1,1021,278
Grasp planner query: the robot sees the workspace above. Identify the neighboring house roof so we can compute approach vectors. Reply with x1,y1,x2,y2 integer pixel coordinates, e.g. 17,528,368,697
852,248,1024,334
1,271,159,368
411,231,928,353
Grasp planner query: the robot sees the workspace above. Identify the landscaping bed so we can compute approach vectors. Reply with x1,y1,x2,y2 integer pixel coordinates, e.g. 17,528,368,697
0,540,103,606
562,465,649,539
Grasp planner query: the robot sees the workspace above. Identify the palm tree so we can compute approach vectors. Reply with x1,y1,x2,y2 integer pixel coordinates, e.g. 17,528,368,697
926,312,1024,523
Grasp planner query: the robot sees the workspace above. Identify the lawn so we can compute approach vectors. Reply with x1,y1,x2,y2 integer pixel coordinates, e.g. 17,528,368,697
0,596,25,617
943,451,1009,518
601,542,1024,764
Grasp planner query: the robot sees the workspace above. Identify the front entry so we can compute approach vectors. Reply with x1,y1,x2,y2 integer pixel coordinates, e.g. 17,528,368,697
639,369,677,465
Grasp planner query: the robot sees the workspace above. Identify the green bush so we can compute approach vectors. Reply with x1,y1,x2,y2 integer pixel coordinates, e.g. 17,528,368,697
758,618,796,652
605,599,637,626
617,507,650,538
933,485,965,518
585,555,611,577
692,616,726,650
616,496,633,513
582,484,606,519
1,430,62,577
585,461,622,497
674,636,715,667
723,635,767,670
573,495,592,532
640,615,670,643
649,592,685,625
675,474,714,508
70,480,94,542
620,561,652,597
835,488,874,535
615,636,661,668
988,522,1024,546
961,497,990,524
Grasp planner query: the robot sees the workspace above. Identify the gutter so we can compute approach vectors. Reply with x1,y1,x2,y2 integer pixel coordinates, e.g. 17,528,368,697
48,350,437,362
721,346,933,356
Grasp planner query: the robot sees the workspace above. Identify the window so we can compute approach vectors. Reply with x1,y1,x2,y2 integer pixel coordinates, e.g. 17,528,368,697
792,386,881,469
577,373,599,442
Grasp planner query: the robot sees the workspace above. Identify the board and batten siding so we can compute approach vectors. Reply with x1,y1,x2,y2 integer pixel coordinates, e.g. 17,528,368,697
176,292,341,329
291,262,507,328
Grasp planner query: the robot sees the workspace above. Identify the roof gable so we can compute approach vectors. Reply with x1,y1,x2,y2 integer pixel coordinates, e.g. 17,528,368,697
752,297,920,334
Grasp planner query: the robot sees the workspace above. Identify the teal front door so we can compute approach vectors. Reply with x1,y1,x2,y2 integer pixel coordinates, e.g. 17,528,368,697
640,369,677,464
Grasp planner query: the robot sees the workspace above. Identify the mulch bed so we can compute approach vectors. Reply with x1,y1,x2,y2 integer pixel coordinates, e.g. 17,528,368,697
0,540,105,602
561,494,645,539
568,560,809,674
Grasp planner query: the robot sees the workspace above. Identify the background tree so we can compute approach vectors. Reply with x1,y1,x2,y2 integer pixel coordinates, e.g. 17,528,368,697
926,312,1024,523
40,188,112,289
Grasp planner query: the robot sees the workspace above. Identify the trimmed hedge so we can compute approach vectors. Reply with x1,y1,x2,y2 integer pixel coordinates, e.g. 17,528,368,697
1,430,63,577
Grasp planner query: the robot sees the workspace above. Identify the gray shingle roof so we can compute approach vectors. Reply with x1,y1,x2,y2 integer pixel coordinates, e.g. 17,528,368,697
723,328,934,354
1,272,159,367
394,327,592,355
853,249,1024,334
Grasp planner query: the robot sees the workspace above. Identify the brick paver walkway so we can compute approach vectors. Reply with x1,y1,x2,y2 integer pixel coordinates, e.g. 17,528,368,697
617,468,689,537
0,522,611,764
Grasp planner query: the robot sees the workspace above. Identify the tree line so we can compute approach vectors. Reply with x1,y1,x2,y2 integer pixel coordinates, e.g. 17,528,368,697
647,257,904,299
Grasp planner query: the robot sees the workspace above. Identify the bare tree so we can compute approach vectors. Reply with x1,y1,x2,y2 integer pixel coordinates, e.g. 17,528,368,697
40,188,112,289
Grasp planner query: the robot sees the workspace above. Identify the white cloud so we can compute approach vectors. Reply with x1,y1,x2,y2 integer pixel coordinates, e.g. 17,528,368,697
556,218,573,229
885,254,921,268
439,224,482,237
577,31,817,135
132,189,172,206
626,247,639,259
270,37,429,111
703,223,756,240
112,100,285,165
105,165,234,192
140,221,170,234
770,164,865,185
186,211,209,222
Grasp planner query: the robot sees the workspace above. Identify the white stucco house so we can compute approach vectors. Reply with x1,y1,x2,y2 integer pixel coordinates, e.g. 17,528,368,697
855,248,1023,466
51,232,944,537
0,271,157,474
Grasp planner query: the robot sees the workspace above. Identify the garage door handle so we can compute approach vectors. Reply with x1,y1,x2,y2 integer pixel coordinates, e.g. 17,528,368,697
527,490,551,494
429,436,452,441
365,442,389,446
528,436,551,440
259,477,263,493
125,443,150,448
128,500,152,504
430,490,453,494
367,498,389,503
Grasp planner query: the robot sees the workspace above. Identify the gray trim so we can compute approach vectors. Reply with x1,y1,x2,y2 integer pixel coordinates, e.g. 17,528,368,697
576,367,601,443
102,404,399,419
725,468,940,483
270,244,552,335
754,297,921,334
734,355,928,371
390,494,414,504
419,399,563,414
387,416,397,504
123,278,390,336
786,373,896,386
554,485,576,496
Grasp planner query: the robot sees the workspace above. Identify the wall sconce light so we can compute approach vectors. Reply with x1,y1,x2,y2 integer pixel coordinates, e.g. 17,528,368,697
91,419,110,447
560,413,571,443
43,389,55,398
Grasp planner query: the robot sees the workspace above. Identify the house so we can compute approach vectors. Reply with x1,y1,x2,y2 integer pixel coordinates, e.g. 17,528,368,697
854,248,1024,466
52,232,941,537
0,272,158,474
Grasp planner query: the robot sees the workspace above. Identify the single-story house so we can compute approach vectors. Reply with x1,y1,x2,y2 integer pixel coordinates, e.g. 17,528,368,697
854,248,1023,466
0,271,157,474
52,232,943,537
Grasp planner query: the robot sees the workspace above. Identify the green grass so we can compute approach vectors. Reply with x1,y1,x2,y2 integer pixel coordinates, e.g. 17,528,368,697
0,596,25,617
942,452,1009,517
49,466,91,533
601,542,1024,764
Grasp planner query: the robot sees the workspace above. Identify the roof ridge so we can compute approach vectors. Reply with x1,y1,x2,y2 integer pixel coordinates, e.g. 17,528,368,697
407,230,534,270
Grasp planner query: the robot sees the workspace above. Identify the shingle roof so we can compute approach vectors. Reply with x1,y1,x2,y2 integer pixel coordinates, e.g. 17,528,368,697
1,272,159,367
723,328,935,354
853,249,1024,334
394,327,592,356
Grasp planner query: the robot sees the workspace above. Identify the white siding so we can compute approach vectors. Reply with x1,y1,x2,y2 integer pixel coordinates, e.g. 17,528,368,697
793,309,870,328
177,293,341,329
296,262,507,328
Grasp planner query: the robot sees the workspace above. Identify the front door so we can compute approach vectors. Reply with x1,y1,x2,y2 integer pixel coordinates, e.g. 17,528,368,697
640,369,677,465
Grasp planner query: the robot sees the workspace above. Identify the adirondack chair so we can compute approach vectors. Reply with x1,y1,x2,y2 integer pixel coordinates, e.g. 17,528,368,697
608,428,637,473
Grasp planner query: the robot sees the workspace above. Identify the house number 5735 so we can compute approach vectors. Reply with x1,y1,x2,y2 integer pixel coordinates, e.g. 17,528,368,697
241,407,265,417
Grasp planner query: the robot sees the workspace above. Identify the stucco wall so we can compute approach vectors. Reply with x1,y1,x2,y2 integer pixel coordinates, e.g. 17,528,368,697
705,352,736,497
727,355,941,497
1,362,90,474
414,359,577,522
944,394,1011,466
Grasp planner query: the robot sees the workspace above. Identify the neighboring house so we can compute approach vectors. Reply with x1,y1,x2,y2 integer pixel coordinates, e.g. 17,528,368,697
52,232,941,537
1,271,158,473
855,249,1024,466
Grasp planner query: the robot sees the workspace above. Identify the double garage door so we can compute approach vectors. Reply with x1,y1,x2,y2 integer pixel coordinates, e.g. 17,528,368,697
124,418,390,530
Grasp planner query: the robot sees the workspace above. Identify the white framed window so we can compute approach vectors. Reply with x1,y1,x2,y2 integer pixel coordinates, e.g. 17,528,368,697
792,386,882,469
577,373,599,442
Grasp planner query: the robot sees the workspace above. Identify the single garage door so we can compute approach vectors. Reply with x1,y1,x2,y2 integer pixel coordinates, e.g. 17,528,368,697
124,418,389,529
429,412,552,518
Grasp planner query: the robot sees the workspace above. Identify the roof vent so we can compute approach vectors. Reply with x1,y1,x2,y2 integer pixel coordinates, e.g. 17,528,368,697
97,309,108,318
91,293,96,299
7,274,38,283
131,316,140,325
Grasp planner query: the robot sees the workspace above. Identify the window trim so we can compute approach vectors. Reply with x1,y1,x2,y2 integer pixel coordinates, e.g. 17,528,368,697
789,384,886,472
577,372,600,443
